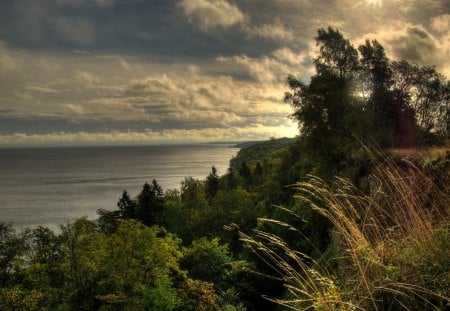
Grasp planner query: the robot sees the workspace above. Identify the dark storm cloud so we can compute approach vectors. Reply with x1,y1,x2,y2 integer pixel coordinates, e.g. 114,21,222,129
389,26,439,64
0,0,279,59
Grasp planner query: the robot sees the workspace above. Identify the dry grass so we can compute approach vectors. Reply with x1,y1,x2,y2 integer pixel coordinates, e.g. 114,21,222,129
240,149,450,310
388,147,449,159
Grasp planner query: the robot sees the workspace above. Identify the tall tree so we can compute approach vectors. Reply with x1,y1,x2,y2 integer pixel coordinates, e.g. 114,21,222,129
285,27,362,174
238,161,252,184
314,27,359,79
358,39,395,146
205,166,220,199
117,190,137,219
0,223,30,287
136,180,165,227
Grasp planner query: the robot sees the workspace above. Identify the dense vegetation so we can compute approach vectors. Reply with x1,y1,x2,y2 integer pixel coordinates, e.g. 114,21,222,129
1,28,449,310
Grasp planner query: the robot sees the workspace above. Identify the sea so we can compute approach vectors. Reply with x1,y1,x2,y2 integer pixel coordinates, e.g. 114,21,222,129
0,144,239,231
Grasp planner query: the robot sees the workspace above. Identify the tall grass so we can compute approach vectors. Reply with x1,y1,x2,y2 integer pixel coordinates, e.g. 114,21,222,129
240,150,449,310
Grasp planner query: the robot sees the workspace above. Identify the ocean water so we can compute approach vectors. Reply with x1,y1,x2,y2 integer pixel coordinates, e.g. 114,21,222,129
0,144,239,230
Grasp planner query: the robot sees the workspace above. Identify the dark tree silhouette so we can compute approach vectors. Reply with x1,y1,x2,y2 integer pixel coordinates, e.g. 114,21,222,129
136,180,165,226
117,190,137,219
205,166,220,198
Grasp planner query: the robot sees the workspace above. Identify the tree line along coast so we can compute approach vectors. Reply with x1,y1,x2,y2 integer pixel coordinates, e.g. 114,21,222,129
1,27,449,310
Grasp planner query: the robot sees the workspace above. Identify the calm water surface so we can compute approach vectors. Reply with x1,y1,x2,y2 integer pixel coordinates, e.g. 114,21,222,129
0,144,239,230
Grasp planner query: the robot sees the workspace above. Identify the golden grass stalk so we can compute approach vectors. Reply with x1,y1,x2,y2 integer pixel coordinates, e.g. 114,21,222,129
240,149,449,310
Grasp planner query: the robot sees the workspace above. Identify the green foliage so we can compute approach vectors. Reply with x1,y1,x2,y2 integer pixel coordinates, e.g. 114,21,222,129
181,238,231,283
175,278,220,311
205,166,220,199
314,27,359,78
285,28,364,174
117,190,137,219
210,189,259,234
0,223,30,287
97,208,121,234
0,286,47,311
143,275,181,311
136,179,165,227
286,27,449,168
230,137,294,171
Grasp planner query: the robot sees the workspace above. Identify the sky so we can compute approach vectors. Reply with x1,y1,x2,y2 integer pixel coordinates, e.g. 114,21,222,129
0,0,449,146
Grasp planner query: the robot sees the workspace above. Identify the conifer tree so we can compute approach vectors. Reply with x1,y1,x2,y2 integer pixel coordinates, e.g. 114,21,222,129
205,166,220,199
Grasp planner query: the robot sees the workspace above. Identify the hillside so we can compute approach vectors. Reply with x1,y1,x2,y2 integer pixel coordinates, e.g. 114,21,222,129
230,137,295,170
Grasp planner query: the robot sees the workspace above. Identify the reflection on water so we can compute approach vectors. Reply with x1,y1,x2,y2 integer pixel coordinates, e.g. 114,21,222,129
0,144,238,230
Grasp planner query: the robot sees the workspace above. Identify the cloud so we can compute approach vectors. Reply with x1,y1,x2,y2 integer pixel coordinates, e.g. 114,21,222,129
244,21,294,42
0,39,295,138
430,14,450,34
179,0,245,30
25,85,59,93
0,125,296,146
1,0,448,146
353,21,450,77
75,70,100,86
65,104,88,115
0,42,18,72
388,26,440,65
218,47,313,83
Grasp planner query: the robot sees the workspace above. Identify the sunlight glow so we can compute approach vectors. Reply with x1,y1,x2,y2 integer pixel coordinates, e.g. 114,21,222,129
366,0,382,5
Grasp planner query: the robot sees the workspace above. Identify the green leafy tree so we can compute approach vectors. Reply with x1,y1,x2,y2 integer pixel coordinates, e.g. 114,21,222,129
176,278,221,311
176,177,211,243
390,60,449,145
96,208,121,234
221,168,239,191
181,238,231,284
358,39,395,146
0,223,30,287
20,226,65,307
252,161,264,185
58,218,100,310
143,275,181,311
285,27,364,176
0,287,47,311
210,189,258,235
95,221,183,309
314,27,359,78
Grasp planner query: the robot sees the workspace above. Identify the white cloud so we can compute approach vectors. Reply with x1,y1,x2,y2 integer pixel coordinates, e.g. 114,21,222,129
244,21,294,42
272,47,308,66
0,125,296,146
65,104,88,115
179,0,245,30
430,14,450,34
218,47,314,83
75,70,100,86
25,85,59,93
